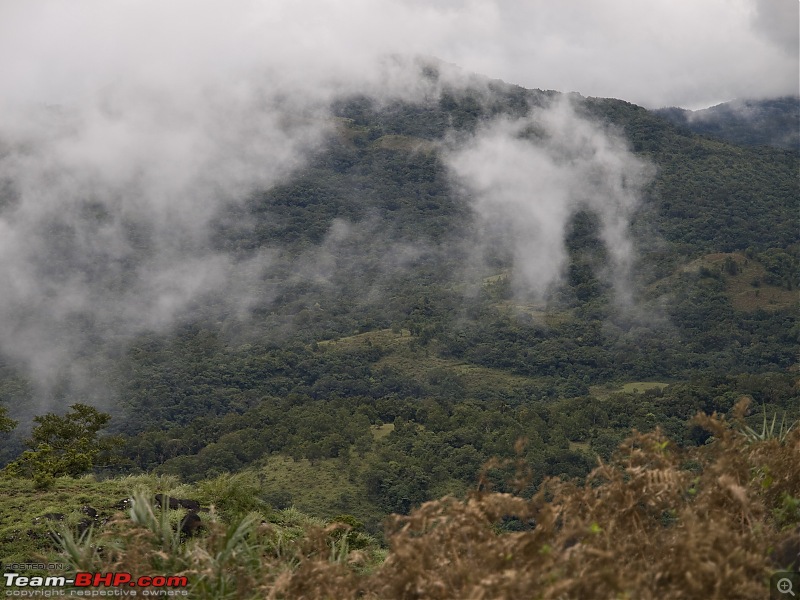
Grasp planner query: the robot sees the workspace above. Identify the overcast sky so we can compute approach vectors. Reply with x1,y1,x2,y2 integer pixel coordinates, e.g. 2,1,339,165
0,0,797,110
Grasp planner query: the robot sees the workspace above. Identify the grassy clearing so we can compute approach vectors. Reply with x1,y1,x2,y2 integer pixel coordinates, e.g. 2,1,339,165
719,255,797,312
316,328,413,351
494,300,573,325
376,346,543,398
483,271,573,325
568,441,590,452
676,253,796,312
318,327,547,398
482,272,508,284
258,456,375,524
371,134,436,153
618,382,671,394
590,381,672,398
371,423,394,440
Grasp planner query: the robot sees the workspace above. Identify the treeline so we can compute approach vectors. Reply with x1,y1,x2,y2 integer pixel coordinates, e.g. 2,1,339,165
116,367,797,524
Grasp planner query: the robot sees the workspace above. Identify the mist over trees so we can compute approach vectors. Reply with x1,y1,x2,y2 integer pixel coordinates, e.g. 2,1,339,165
1,74,796,529
0,31,796,598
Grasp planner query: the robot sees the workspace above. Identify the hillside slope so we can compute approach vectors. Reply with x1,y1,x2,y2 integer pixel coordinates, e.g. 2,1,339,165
1,74,798,538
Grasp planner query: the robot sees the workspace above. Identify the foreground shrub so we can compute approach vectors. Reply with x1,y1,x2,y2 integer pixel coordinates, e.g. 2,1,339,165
368,401,798,599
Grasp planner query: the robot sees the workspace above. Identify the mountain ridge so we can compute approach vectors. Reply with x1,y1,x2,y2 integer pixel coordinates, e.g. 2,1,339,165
655,95,800,151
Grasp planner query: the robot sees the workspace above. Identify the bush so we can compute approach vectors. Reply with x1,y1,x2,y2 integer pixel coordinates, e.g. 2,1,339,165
3,404,120,486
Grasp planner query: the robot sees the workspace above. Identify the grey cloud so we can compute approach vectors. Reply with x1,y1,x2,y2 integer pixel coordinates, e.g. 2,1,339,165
751,0,799,57
2,0,795,112
395,0,799,108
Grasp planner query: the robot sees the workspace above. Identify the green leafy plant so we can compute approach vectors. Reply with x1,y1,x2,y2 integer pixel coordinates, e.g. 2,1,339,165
3,404,121,486
737,400,797,443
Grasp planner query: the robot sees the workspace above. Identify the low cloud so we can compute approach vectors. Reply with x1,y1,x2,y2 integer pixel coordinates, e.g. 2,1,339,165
446,98,651,302
0,77,327,394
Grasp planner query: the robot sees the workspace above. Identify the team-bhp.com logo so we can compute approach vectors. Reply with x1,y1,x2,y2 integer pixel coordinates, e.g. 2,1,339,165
4,572,188,596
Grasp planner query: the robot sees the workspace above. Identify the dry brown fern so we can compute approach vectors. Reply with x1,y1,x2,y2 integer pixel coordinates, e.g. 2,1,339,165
365,402,798,600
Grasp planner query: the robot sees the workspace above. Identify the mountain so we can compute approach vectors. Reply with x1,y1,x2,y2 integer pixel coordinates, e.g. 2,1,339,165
0,71,798,583
655,96,800,151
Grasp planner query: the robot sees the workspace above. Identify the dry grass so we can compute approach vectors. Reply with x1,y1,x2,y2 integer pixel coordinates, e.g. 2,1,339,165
57,399,799,599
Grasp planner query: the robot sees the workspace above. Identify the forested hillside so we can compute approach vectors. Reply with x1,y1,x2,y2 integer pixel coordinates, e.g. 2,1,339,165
1,72,797,574
656,96,800,151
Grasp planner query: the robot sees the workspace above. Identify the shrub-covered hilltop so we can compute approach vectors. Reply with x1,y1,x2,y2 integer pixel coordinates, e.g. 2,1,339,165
0,71,798,596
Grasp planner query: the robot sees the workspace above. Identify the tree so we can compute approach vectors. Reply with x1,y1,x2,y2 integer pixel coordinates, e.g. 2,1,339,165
3,403,121,486
0,406,16,434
